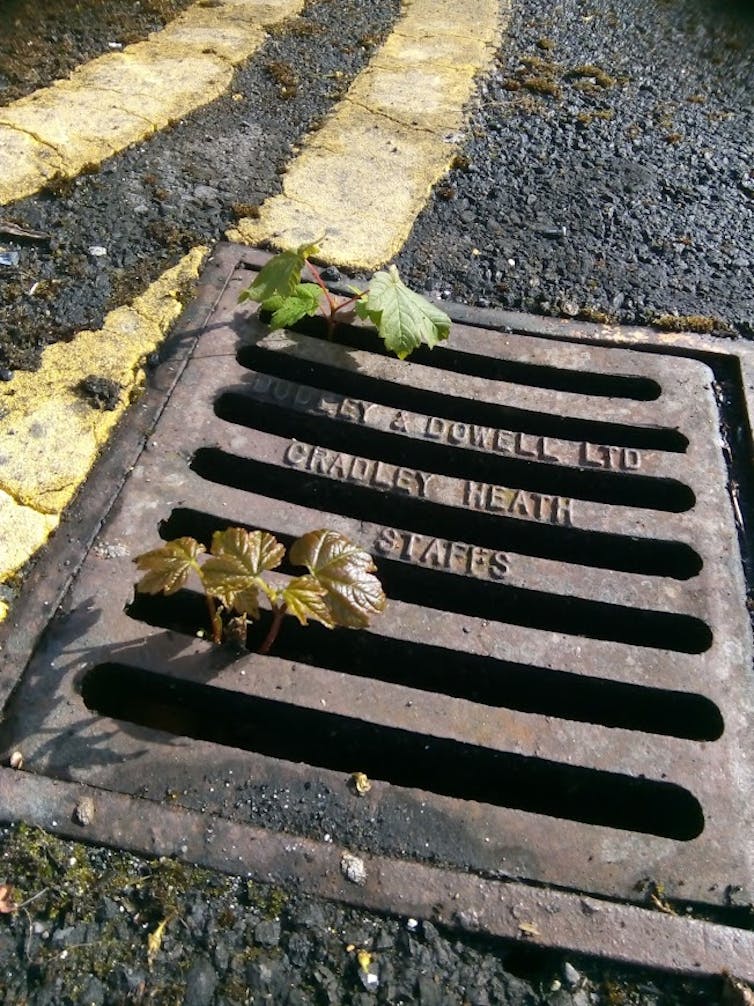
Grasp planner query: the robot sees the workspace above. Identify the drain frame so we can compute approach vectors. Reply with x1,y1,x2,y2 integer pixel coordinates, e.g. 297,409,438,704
1,243,754,978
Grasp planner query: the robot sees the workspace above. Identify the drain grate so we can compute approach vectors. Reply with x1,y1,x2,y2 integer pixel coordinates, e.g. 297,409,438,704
2,245,754,968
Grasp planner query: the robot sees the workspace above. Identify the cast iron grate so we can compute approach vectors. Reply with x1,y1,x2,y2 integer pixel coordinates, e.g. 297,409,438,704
1,245,753,914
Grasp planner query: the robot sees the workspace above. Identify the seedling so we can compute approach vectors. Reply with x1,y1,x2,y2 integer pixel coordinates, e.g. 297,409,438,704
134,527,386,653
239,242,451,359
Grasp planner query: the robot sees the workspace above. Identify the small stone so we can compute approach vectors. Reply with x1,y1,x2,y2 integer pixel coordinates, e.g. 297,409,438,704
9,751,23,769
563,962,581,988
78,975,105,1006
341,852,367,886
254,918,281,947
0,248,19,267
0,368,13,382
73,796,95,826
561,300,579,317
88,246,107,257
184,956,218,1006
286,931,311,966
320,266,340,282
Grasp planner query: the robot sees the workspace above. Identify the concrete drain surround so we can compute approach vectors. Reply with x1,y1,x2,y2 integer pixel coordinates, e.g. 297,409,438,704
2,245,754,974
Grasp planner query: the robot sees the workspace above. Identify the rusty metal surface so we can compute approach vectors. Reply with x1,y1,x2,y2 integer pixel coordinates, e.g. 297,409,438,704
1,244,753,974
2,768,754,982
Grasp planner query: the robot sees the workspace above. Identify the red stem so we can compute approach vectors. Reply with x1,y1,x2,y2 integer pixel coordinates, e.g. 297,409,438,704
304,258,339,339
258,605,286,655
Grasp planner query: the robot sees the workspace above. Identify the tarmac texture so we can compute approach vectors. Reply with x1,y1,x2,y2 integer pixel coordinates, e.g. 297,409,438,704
0,0,752,1002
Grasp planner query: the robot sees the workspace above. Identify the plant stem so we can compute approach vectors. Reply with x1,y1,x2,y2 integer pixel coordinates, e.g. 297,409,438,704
205,594,222,645
258,604,286,655
305,258,339,339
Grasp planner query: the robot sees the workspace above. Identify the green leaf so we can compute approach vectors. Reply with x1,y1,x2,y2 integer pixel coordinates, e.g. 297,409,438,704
281,575,333,627
238,243,319,304
356,264,451,359
134,537,204,595
288,529,386,629
202,527,285,617
264,283,323,330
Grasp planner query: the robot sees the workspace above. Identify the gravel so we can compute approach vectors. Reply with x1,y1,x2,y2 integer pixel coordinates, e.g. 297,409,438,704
396,0,754,336
0,823,726,1006
0,0,401,372
1,0,754,1001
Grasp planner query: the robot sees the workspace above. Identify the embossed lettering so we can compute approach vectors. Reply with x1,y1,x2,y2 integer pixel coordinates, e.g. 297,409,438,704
371,528,511,581
581,443,603,467
448,422,468,445
394,467,416,494
375,527,402,555
284,441,310,465
414,471,434,498
464,479,573,526
391,411,410,432
372,462,393,490
465,481,488,509
420,538,449,568
328,453,351,479
400,533,423,560
470,425,494,450
493,430,516,455
425,416,447,440
541,437,560,461
349,456,373,483
554,498,572,525
489,552,510,579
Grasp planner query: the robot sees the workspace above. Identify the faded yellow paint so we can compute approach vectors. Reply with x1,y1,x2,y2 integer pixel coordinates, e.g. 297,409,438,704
0,247,208,595
0,0,304,206
228,0,509,268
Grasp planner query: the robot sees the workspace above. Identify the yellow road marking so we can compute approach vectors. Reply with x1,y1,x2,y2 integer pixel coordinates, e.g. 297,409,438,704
0,247,208,600
0,0,304,206
228,0,510,269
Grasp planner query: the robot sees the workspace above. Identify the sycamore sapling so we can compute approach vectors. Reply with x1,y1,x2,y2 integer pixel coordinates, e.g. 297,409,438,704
239,243,451,360
134,527,386,654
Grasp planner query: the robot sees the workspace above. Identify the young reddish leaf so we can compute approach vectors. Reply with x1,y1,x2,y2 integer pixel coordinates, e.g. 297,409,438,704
238,243,319,304
202,528,284,616
288,530,386,628
281,575,333,627
264,283,323,330
356,264,451,359
134,538,205,595
0,884,18,914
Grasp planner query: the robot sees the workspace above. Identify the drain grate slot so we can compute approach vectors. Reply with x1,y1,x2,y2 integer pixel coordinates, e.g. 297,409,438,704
131,544,711,652
127,562,723,741
215,391,694,511
271,318,664,401
81,662,703,840
3,247,753,918
239,344,688,451
190,448,702,578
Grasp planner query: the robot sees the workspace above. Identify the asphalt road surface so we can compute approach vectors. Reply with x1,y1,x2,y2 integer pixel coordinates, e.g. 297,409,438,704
0,0,752,1002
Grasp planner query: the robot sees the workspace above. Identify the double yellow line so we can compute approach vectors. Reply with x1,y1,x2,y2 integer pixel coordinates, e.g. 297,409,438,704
0,0,508,613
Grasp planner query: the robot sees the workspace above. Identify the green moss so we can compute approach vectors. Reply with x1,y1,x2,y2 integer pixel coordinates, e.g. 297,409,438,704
578,307,615,324
522,75,562,98
245,879,288,920
576,108,615,126
567,63,617,88
653,313,730,334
